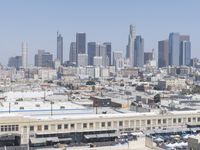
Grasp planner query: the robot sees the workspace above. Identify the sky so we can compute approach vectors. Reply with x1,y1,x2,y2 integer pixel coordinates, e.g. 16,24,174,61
0,0,200,66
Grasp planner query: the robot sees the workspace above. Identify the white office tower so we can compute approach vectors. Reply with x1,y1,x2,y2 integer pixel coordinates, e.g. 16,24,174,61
77,54,88,67
93,56,103,67
126,24,136,67
21,42,28,68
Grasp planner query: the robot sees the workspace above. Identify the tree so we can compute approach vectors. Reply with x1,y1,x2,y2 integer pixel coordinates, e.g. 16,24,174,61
86,80,95,85
154,94,161,103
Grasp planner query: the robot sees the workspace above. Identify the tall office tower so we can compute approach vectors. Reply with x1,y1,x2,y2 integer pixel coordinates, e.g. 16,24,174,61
103,42,112,66
144,52,153,65
127,24,136,67
180,40,191,66
169,33,180,66
76,33,86,54
35,50,53,68
93,56,103,66
57,32,63,64
21,42,28,68
69,42,77,65
113,51,123,66
134,35,144,67
98,44,108,67
88,42,98,65
158,40,169,68
77,54,88,67
8,56,22,70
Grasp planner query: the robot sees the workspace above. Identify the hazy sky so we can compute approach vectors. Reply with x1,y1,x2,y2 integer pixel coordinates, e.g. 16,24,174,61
0,0,200,66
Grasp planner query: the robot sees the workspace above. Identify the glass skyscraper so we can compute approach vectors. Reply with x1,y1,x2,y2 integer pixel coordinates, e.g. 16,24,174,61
57,32,63,64
169,33,180,66
134,35,144,67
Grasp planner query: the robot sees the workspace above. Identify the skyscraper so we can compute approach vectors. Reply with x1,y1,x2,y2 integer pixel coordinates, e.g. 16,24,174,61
103,42,112,66
21,42,28,68
57,32,63,64
113,51,123,66
169,33,180,66
144,52,153,65
69,42,77,65
35,50,53,68
180,40,191,66
98,44,108,67
127,24,136,67
8,56,22,70
134,35,144,67
88,42,98,65
158,40,169,68
76,33,86,54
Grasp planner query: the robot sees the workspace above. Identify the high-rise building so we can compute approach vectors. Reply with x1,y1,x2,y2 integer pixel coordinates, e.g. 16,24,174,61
158,40,169,68
169,33,180,66
134,35,144,67
35,50,53,68
76,33,86,54
180,40,191,66
144,52,153,65
126,25,136,67
103,42,112,66
93,56,103,66
98,44,108,67
69,42,77,65
8,56,22,70
88,42,98,65
21,42,28,68
168,33,191,66
77,54,88,67
57,32,63,64
113,51,122,66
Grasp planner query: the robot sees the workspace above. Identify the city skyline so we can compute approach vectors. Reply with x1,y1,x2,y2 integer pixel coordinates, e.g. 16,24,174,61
0,0,200,65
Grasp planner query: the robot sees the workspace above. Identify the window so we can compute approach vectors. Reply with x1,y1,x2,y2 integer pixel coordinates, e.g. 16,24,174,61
1,126,4,132
57,124,62,130
37,125,42,131
119,121,123,127
147,120,151,125
158,119,161,124
64,124,68,129
198,117,200,122
44,125,48,130
101,122,105,127
163,119,167,124
83,123,87,128
89,123,93,128
30,126,34,131
16,125,19,131
193,118,196,122
70,124,75,129
173,119,176,123
178,118,181,123
107,122,111,127
8,125,11,131
188,118,191,122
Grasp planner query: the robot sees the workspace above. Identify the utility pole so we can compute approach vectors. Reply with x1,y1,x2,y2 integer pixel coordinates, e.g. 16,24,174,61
9,102,11,114
51,101,53,116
